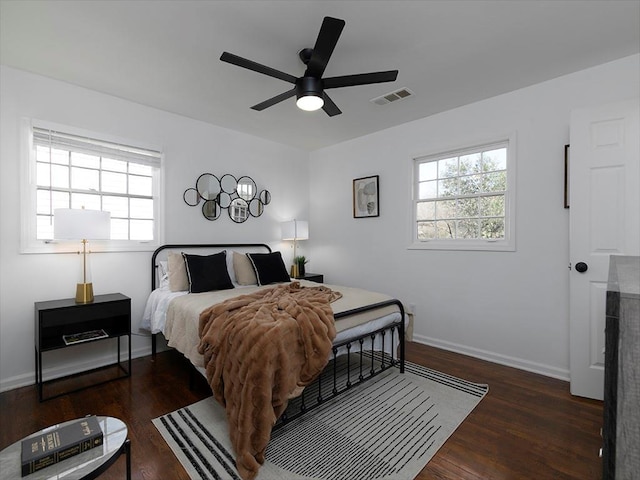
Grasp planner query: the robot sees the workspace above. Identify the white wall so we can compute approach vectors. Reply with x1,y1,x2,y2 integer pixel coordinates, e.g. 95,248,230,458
0,66,309,391
308,54,640,379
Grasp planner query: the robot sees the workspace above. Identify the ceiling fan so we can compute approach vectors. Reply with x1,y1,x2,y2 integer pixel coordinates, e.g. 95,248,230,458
220,16,398,116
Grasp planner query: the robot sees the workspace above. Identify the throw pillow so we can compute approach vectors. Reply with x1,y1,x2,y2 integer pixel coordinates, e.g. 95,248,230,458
183,251,235,293
246,251,290,285
167,252,189,292
233,251,258,285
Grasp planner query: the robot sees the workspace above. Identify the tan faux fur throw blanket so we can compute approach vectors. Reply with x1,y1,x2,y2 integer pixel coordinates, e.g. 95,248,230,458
197,282,341,480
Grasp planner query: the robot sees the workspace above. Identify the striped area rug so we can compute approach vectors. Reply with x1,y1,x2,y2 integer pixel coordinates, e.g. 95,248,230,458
153,355,488,480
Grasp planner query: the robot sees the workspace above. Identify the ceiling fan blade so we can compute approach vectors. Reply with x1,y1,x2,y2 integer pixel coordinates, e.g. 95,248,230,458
251,88,297,111
322,92,342,117
323,70,398,89
221,52,297,84
305,17,345,78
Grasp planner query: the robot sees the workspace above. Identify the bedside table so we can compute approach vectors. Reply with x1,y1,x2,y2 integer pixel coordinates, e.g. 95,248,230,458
34,293,131,401
295,272,324,283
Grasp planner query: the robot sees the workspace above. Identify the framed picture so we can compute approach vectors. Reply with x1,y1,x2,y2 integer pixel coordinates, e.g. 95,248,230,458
564,144,570,208
353,175,379,218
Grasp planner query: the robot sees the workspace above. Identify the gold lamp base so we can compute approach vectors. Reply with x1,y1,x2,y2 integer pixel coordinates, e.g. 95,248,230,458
290,264,299,278
76,283,94,303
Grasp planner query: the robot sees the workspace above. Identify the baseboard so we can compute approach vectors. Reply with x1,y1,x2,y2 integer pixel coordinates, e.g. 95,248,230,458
412,334,570,381
0,344,152,393
2,336,570,392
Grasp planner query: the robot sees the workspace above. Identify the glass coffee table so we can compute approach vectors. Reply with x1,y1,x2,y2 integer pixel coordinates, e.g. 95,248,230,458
0,416,130,480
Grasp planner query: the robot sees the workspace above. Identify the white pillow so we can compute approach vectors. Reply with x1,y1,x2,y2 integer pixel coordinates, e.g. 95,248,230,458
159,260,168,277
158,260,169,288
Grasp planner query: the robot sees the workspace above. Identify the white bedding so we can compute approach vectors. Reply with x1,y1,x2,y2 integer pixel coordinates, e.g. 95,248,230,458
142,283,258,334
141,285,186,334
142,280,405,369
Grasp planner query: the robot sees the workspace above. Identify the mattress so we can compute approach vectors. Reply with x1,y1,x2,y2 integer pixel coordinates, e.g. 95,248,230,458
142,279,404,369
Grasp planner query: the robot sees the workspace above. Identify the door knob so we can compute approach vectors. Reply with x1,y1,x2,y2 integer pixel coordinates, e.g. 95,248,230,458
575,262,588,273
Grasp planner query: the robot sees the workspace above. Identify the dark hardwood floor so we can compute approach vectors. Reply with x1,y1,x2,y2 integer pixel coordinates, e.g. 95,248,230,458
0,342,603,479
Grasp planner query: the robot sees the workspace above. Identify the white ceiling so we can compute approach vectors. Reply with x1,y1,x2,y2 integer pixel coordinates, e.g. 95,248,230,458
1,1,639,151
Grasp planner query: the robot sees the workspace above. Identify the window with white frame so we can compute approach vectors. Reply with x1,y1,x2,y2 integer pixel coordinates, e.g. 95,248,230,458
24,122,163,251
411,137,515,251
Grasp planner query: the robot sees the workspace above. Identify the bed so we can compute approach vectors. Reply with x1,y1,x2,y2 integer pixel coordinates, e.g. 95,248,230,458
143,243,406,479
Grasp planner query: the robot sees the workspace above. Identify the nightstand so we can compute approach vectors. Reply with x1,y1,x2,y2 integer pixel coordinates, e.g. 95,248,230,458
34,293,131,401
295,272,324,283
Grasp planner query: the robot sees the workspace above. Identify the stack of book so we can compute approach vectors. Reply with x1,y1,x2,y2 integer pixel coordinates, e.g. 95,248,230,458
62,329,108,345
21,415,104,476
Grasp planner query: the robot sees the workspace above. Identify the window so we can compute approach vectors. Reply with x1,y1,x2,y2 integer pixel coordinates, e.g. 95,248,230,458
411,137,515,251
22,121,163,252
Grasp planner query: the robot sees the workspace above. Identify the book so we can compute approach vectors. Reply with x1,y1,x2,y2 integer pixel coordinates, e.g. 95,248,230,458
21,415,104,476
62,329,108,345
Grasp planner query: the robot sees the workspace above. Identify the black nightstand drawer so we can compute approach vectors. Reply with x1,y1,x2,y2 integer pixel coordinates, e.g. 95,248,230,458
295,273,324,283
36,295,130,350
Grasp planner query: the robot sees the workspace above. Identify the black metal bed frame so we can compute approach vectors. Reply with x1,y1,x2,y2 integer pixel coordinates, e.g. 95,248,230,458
149,244,405,427
275,300,405,429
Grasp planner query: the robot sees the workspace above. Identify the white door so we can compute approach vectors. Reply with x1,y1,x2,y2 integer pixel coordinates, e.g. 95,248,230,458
569,98,640,400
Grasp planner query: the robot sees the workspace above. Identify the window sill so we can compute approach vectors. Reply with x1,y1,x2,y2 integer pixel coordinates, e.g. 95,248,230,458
408,239,515,252
21,240,160,254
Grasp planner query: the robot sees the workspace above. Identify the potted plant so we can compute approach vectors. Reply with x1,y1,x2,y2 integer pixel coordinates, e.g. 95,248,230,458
294,256,308,277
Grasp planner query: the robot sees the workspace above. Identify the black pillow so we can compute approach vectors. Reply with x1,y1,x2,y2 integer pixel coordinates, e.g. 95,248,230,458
182,251,234,293
246,251,290,285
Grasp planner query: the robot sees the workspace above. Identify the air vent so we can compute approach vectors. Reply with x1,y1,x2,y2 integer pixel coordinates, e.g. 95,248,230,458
371,88,414,106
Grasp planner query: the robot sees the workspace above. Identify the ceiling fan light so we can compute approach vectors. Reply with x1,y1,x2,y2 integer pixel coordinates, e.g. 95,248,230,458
296,94,324,111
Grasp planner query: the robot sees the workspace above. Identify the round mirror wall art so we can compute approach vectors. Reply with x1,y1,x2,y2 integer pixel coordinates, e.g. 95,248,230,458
220,174,238,194
183,188,200,207
202,199,220,221
237,176,257,201
218,192,232,209
259,189,271,205
249,198,264,217
196,173,220,201
183,173,269,222
229,198,249,223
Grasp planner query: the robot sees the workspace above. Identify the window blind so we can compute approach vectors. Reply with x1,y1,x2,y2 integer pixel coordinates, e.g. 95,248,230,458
33,127,162,167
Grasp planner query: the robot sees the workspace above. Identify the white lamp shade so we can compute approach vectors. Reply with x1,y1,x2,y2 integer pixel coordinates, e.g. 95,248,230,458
281,220,309,240
54,208,111,240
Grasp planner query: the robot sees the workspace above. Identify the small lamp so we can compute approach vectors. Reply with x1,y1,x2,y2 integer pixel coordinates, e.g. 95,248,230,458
281,219,309,277
54,208,111,303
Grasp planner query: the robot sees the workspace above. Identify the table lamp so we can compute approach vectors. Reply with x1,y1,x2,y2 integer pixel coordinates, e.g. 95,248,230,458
54,208,111,303
281,219,309,277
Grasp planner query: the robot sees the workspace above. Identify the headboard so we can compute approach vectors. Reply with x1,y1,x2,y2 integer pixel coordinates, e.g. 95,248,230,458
151,243,272,290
